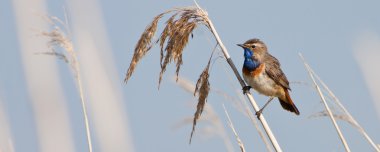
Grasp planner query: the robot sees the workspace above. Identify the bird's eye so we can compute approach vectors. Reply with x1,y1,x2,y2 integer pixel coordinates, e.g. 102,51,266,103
251,45,256,48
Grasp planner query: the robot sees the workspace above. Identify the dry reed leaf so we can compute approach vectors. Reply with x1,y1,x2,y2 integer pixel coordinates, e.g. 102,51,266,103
189,57,211,143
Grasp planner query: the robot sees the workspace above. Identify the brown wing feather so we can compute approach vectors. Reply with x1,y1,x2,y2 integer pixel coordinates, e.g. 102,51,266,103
263,54,290,90
278,89,300,115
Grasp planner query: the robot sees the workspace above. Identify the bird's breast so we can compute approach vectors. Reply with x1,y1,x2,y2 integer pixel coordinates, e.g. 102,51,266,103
243,63,265,77
243,63,283,97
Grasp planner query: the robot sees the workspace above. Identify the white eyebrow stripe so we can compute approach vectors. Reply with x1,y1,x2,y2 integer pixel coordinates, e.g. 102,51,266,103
250,43,264,47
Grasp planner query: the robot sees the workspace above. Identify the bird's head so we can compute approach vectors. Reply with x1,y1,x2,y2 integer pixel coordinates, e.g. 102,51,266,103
237,38,267,59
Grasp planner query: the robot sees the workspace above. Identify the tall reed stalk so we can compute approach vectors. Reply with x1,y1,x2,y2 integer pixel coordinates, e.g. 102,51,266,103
300,54,350,152
301,54,380,152
315,75,380,152
41,16,93,152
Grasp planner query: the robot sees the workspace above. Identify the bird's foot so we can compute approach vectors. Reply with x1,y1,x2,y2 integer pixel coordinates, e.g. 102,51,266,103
255,110,263,119
242,86,251,94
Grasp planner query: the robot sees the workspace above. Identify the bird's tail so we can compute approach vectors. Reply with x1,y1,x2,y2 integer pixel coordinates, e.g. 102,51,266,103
278,89,300,115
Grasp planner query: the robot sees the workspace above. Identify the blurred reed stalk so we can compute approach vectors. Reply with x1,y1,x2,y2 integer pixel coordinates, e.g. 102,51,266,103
300,54,380,152
66,0,135,150
300,54,351,152
124,2,282,151
41,17,93,152
234,90,273,152
0,96,14,152
222,104,246,152
13,0,75,151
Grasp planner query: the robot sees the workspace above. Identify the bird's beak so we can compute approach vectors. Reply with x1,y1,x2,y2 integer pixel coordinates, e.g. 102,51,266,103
237,44,246,48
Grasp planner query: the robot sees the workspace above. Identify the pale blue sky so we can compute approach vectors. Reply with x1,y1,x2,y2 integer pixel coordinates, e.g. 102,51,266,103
1,0,380,151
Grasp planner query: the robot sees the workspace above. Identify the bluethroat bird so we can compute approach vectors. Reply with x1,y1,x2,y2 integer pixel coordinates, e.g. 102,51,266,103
238,38,300,116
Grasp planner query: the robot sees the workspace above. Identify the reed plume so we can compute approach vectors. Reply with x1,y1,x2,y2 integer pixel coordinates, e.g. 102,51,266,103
40,15,93,152
124,6,213,142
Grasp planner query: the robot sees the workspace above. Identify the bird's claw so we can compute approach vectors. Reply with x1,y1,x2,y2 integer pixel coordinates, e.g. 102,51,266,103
255,110,262,119
243,86,251,94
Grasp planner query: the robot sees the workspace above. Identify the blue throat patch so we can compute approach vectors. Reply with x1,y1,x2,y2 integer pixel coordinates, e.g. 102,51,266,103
243,48,259,71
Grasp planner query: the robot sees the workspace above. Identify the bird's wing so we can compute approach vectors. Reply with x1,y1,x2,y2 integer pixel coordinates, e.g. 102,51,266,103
264,54,290,90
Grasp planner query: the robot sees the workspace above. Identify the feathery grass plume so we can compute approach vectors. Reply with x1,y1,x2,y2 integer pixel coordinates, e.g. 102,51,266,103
124,7,208,86
40,15,93,152
158,13,177,66
157,8,202,86
190,56,211,143
175,75,274,151
41,28,76,71
158,19,196,85
124,6,215,143
124,12,166,83
174,77,235,152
